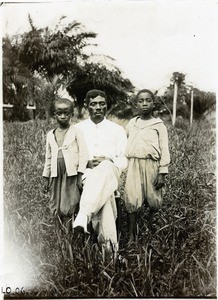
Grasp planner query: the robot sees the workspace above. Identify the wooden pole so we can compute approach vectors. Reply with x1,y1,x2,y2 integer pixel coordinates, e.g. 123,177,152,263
190,89,194,126
172,80,178,126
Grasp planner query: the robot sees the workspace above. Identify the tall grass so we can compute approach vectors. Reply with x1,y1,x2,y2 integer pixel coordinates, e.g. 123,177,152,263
3,118,216,297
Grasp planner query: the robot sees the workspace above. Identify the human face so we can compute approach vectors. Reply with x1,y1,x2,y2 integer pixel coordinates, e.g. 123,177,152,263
137,92,154,117
87,95,107,123
54,102,72,128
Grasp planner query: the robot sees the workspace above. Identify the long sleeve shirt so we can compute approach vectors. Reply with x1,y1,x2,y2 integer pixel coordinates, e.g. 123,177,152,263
75,118,128,171
125,117,170,174
43,125,88,178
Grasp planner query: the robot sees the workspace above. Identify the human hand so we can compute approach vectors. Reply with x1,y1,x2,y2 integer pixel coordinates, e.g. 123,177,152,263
43,177,50,193
87,156,112,169
86,159,97,169
153,174,166,190
77,172,83,192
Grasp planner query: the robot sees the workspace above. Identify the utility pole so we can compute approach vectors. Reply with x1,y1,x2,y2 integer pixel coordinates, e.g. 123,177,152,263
172,77,178,126
190,88,194,126
187,83,194,126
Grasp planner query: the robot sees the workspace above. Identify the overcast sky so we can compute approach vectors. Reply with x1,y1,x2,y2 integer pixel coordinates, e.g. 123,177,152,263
1,0,218,93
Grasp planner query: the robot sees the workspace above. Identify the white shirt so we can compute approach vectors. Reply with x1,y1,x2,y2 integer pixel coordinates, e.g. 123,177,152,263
126,117,170,173
75,118,128,171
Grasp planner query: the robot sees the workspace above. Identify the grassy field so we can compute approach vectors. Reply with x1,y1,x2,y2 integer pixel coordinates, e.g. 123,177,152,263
3,117,216,298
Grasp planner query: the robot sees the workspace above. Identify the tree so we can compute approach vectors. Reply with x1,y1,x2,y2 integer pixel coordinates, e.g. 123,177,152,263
3,35,36,121
4,15,134,120
3,16,99,120
171,72,186,125
18,15,97,85
158,72,189,120
18,16,135,117
159,73,216,122
66,61,134,116
186,88,216,119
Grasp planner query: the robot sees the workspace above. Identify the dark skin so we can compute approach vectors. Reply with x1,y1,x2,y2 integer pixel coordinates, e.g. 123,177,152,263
85,95,112,169
137,92,166,190
43,102,83,193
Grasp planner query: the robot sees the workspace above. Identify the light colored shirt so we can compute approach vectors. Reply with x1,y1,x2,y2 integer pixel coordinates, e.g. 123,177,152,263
43,125,88,177
75,118,128,171
125,117,170,174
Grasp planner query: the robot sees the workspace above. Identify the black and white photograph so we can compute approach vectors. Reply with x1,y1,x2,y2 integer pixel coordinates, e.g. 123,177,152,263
1,0,217,298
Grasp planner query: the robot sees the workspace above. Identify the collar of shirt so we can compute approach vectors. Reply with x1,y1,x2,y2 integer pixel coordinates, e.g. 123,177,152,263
133,116,163,129
87,117,107,128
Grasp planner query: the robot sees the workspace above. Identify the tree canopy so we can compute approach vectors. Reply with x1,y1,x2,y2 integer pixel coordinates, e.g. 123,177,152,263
18,15,97,81
3,16,134,120
66,61,134,114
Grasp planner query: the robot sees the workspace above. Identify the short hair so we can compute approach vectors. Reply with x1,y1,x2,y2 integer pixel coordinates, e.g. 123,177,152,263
85,89,107,105
136,89,155,101
51,97,74,115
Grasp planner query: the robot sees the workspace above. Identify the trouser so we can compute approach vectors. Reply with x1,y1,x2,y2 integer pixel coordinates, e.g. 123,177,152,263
124,158,163,213
79,160,120,249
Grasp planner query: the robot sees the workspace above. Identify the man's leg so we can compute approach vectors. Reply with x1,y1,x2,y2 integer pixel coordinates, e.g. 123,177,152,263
73,160,120,239
115,191,122,239
92,194,118,251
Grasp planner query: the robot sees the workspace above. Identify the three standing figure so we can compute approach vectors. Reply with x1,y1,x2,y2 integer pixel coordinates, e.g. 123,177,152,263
42,88,170,251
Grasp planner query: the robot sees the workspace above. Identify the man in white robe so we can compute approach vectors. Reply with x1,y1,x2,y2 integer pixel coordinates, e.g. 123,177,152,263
73,90,127,252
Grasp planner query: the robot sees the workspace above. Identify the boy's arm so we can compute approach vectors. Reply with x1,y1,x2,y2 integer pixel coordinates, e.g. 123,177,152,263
76,128,89,174
42,134,52,178
43,177,50,193
76,172,83,192
158,123,170,174
125,120,130,137
113,126,128,171
153,173,166,190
